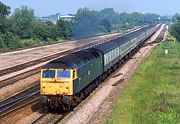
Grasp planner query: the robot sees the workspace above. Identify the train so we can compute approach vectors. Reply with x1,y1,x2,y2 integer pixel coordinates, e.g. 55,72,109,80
40,25,157,110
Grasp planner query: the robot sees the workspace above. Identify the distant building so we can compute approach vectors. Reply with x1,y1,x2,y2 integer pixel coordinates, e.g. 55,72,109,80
60,15,75,21
40,13,75,24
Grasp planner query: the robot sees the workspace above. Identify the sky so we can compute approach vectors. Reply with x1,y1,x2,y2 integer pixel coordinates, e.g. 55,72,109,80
1,0,180,17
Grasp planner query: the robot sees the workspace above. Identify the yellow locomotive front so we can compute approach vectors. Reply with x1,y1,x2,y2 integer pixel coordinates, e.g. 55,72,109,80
40,68,77,108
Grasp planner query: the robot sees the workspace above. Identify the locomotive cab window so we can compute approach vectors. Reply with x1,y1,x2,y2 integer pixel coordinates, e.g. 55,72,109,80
42,70,55,78
73,70,75,79
57,70,71,78
73,69,78,79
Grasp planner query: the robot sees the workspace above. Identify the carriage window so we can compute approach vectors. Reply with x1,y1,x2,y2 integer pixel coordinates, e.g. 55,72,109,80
42,70,55,78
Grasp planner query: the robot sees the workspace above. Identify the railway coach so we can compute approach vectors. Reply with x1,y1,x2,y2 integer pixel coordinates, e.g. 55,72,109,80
40,25,156,109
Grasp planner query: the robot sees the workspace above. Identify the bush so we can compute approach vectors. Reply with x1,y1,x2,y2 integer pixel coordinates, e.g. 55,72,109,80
0,32,20,50
170,16,180,42
18,38,43,48
0,35,6,50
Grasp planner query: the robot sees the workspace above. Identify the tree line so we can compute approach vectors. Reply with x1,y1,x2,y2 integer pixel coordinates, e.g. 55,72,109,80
170,14,180,42
0,2,161,50
74,8,160,39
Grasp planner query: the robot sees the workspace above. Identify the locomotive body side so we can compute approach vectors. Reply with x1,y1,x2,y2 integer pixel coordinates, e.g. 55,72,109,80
73,52,102,94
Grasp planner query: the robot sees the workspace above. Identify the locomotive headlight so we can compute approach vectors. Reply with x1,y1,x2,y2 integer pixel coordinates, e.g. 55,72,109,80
41,84,45,89
41,87,45,94
65,82,68,86
56,90,60,94
59,83,64,88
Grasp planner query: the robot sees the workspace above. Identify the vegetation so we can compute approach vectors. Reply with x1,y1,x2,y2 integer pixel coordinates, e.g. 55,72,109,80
106,40,180,124
0,1,161,50
170,14,180,42
74,8,160,38
74,8,101,39
0,2,71,50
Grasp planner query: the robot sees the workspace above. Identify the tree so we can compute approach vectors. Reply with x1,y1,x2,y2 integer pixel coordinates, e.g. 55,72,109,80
0,32,19,49
143,13,159,24
74,8,100,39
0,34,5,49
31,20,59,41
57,19,73,40
32,21,50,41
101,19,112,33
3,32,18,48
172,13,180,22
130,12,144,25
45,21,59,40
11,6,35,39
0,2,19,50
100,8,119,25
170,16,180,42
0,1,10,33
0,5,162,50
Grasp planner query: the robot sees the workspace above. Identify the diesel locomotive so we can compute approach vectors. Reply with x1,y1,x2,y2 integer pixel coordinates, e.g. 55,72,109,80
40,25,157,109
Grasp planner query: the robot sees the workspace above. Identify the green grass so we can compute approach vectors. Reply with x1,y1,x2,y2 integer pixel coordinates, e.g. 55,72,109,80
106,40,180,124
0,38,65,51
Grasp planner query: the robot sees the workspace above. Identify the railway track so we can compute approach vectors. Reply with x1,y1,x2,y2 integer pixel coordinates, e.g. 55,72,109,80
156,25,166,43
0,84,40,117
0,68,40,88
144,24,165,47
31,112,67,124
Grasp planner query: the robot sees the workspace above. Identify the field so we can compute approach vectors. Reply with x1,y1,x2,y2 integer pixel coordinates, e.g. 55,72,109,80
106,40,180,124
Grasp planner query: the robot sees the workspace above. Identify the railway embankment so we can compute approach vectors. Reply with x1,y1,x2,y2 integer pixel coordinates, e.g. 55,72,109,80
106,38,180,124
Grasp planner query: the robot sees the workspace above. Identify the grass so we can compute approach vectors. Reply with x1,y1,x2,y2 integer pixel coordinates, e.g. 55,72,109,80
106,40,180,124
0,38,65,51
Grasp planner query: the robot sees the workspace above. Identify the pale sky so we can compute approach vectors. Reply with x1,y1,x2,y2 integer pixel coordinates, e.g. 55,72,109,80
1,0,180,16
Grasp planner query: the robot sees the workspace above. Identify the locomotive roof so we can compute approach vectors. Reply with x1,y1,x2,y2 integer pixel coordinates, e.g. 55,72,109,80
42,48,99,69
93,25,153,53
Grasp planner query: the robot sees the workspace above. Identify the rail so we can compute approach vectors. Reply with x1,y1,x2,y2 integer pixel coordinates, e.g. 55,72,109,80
0,84,39,117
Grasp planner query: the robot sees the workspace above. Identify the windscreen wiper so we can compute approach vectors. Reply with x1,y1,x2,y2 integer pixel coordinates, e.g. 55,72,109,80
44,68,50,73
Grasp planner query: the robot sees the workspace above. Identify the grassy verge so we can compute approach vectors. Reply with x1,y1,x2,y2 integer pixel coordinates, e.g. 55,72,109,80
106,40,180,124
0,38,65,52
